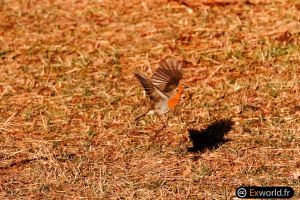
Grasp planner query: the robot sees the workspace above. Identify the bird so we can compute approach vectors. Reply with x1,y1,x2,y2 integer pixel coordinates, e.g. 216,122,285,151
134,58,186,122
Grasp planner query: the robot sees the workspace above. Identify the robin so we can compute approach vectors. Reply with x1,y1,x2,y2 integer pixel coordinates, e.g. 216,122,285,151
134,58,186,122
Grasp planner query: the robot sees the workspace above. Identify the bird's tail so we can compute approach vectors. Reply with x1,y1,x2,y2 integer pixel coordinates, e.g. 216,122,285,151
134,110,148,121
134,109,153,121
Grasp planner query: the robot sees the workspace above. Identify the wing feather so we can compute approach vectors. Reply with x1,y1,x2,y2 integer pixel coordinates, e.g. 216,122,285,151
134,71,168,101
151,58,183,93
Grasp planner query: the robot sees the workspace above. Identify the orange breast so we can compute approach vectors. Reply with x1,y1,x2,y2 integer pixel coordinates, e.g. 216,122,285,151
167,94,181,109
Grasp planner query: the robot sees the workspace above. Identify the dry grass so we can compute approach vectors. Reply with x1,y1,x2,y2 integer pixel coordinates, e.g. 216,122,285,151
0,0,300,199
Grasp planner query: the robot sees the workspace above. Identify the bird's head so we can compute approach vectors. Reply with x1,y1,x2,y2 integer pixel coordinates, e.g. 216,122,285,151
175,84,188,96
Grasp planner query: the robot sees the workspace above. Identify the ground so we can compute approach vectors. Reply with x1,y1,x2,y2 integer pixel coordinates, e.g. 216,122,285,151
0,0,299,199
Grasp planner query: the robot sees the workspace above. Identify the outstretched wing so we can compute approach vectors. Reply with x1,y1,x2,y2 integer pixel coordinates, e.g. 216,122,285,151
134,71,168,101
151,58,183,94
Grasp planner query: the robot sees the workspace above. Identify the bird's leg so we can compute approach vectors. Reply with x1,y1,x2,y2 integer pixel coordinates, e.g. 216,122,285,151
163,115,169,127
160,115,169,128
158,115,169,131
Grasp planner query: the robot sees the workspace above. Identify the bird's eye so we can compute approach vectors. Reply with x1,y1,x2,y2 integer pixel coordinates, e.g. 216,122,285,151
176,88,179,92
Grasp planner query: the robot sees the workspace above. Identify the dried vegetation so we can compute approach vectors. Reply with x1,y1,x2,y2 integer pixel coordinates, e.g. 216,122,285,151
0,0,299,199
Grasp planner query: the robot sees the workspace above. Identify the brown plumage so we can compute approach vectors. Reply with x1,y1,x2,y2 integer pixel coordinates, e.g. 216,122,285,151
134,58,185,121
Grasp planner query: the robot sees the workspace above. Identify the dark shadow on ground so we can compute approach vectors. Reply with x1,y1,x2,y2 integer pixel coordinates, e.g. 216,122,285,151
188,119,234,152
